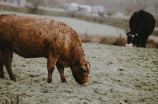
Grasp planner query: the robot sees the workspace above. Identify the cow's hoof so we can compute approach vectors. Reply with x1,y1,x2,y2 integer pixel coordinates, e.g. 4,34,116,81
11,76,16,81
47,78,52,83
61,79,67,83
0,74,4,78
10,77,16,82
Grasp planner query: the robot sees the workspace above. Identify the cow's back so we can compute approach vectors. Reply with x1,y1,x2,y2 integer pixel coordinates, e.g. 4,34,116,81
0,14,73,58
129,10,155,35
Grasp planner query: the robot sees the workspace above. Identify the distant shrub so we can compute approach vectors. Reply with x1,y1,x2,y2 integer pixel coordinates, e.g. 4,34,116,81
100,34,126,46
80,34,102,43
147,39,158,48
79,34,158,48
0,94,23,104
80,34,126,46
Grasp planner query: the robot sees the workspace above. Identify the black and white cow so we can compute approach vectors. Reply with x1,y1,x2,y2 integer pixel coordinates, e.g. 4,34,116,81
126,9,155,47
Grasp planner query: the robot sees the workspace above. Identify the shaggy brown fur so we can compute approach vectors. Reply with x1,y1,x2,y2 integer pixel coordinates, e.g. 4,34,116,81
0,14,90,85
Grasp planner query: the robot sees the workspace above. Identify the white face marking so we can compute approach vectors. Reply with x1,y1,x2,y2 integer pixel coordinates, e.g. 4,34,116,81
126,43,133,47
129,34,135,39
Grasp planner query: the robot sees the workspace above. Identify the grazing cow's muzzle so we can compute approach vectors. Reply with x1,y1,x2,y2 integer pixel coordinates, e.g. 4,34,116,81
126,43,133,47
71,61,90,86
82,83,88,86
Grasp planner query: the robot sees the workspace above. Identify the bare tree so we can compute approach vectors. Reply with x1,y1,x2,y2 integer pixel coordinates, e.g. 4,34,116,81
27,0,43,13
153,0,158,14
27,0,43,9
32,0,43,9
136,0,150,10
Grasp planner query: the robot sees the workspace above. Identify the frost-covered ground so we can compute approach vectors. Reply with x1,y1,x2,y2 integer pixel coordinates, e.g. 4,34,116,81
0,43,158,104
0,10,158,104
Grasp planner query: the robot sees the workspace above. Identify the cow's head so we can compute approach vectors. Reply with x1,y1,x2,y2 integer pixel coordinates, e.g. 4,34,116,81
126,31,139,47
71,61,90,86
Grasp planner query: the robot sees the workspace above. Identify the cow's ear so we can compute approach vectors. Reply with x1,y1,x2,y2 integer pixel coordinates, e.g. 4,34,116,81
81,61,90,71
125,30,130,34
81,65,86,70
126,33,130,36
125,30,130,36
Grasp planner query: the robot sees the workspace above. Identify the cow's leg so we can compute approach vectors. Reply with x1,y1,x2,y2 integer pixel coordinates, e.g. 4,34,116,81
141,37,148,48
47,53,59,83
0,52,4,78
136,39,141,47
1,47,16,81
56,64,67,83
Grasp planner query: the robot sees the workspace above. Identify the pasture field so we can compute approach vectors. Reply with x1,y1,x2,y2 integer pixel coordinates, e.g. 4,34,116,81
0,10,158,103
0,43,158,104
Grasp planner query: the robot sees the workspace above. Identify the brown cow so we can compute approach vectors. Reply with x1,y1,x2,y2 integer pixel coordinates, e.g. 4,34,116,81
0,14,90,86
